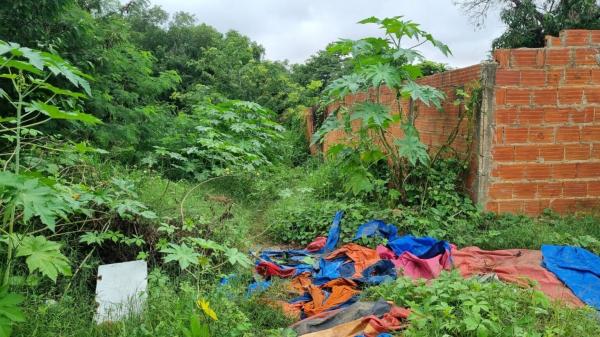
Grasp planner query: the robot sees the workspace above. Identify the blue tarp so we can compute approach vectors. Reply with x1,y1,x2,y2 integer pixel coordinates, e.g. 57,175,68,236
388,235,451,259
353,220,398,241
320,211,344,253
358,260,396,285
313,258,355,285
541,245,600,310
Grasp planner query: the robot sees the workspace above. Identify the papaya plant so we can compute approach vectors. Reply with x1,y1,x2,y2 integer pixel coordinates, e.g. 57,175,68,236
0,40,100,335
312,16,450,199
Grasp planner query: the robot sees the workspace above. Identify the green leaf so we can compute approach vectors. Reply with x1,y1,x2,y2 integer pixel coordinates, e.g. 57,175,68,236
351,102,392,128
1,60,43,75
361,63,401,88
395,124,429,166
224,248,252,268
0,286,24,337
27,101,101,125
16,236,72,282
0,172,71,231
160,243,200,270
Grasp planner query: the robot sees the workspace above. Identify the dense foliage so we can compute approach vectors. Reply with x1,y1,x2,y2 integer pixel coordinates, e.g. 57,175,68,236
0,1,598,336
457,0,600,48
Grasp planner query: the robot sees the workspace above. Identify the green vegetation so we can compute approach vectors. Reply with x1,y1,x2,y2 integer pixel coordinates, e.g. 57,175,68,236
457,0,600,49
0,1,597,336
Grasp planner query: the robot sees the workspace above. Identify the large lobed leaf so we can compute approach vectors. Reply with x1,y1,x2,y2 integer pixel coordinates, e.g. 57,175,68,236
15,236,72,282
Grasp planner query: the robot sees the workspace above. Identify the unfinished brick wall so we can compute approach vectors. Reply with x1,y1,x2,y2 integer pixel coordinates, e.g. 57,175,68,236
486,30,600,214
320,65,481,155
311,29,600,215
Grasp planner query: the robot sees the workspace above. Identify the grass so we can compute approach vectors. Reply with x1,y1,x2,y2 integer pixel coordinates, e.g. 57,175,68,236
12,161,600,336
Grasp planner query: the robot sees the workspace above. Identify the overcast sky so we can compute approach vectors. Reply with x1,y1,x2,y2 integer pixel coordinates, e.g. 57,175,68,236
150,0,506,68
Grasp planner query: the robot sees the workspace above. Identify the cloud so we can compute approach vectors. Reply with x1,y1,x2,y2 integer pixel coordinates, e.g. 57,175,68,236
150,0,506,67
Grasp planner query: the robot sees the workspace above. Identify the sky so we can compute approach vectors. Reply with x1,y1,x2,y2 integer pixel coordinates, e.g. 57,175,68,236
150,0,506,68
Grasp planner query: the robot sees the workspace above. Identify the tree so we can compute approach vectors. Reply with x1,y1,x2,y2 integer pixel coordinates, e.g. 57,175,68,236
456,0,600,48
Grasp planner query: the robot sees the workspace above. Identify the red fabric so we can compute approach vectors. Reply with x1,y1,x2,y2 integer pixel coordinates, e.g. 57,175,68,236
453,246,584,307
362,305,411,337
256,261,296,278
307,237,327,252
377,245,451,280
327,244,380,277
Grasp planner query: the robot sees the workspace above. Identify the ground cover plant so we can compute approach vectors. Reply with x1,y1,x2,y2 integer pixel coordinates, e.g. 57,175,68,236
0,1,598,336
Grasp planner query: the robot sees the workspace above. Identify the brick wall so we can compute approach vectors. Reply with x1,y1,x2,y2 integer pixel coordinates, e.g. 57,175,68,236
311,29,600,215
321,65,482,160
486,30,600,214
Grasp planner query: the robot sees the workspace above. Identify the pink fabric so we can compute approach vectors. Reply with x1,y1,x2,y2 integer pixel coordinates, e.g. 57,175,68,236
306,237,327,252
376,246,451,280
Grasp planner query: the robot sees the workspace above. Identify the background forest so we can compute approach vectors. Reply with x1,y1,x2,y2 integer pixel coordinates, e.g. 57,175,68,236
0,0,599,336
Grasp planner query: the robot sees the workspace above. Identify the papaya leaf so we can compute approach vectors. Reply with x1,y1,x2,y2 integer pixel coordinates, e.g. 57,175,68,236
16,236,72,282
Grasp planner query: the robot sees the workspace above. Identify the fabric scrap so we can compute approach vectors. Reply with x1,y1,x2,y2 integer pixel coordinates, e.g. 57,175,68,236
307,237,327,252
353,220,398,241
359,260,396,285
320,211,344,253
541,245,600,310
361,305,411,337
377,245,451,280
291,300,391,335
327,243,380,277
256,261,296,278
453,246,584,307
388,235,451,259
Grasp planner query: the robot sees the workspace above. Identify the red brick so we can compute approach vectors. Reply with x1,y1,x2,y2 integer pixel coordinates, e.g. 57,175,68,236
577,163,600,178
497,200,524,214
569,107,594,123
513,183,538,198
496,70,520,86
512,49,544,67
592,144,600,159
581,126,600,142
546,70,563,86
494,127,504,144
565,69,592,85
514,146,539,161
485,201,499,213
519,108,544,124
545,35,562,47
588,181,600,197
528,127,554,143
539,145,564,161
492,146,514,161
550,199,577,213
546,48,571,66
585,88,600,104
565,144,591,160
593,70,600,85
555,126,580,142
526,164,552,179
495,108,518,125
494,49,511,68
564,181,588,197
488,183,513,199
553,163,578,179
495,88,506,105
558,88,584,105
506,88,531,105
521,70,545,86
524,200,550,215
543,108,569,123
538,182,562,198
492,165,526,180
592,31,600,44
504,127,529,143
562,30,590,46
574,48,599,65
532,89,557,105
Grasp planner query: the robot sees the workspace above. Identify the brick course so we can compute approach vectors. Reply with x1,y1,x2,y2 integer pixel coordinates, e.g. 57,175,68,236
314,29,600,215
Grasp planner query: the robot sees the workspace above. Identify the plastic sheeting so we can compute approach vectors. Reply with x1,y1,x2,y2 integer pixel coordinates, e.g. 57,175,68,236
353,220,398,241
326,244,380,277
541,245,600,310
377,246,451,280
291,300,391,335
388,235,451,259
453,246,584,307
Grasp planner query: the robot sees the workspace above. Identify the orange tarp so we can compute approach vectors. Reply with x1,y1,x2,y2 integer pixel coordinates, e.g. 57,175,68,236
327,243,380,277
453,247,584,307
